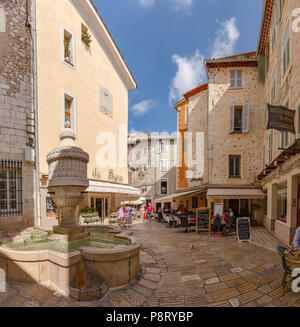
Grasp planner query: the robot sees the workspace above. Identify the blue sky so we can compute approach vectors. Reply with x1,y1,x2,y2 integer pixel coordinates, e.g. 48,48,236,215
94,0,263,134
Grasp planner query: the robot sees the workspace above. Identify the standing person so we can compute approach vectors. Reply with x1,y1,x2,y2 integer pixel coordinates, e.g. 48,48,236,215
147,203,154,220
157,207,163,222
228,208,235,224
117,206,125,220
140,205,145,221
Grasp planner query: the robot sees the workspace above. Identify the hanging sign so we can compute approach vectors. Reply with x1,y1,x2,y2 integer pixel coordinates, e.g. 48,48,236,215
266,103,295,134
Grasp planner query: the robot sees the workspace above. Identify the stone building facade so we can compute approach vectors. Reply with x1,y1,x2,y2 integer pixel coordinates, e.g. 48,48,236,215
128,133,177,209
0,0,35,233
172,53,266,217
257,0,300,245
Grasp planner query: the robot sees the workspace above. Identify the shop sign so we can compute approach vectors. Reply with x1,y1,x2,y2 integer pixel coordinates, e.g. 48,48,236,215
92,168,101,180
108,169,123,183
266,104,295,134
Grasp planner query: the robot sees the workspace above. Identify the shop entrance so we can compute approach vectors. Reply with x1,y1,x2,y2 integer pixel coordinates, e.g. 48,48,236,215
95,198,108,221
297,185,300,227
229,200,239,218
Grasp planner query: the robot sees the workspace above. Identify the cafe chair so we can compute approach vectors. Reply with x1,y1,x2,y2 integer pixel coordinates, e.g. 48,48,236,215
277,246,300,296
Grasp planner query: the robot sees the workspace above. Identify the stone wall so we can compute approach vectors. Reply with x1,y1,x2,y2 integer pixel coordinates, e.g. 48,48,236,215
263,0,300,165
0,0,35,232
207,66,265,186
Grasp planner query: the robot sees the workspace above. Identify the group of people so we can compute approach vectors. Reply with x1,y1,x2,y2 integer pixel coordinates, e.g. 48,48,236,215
117,203,155,222
212,208,236,233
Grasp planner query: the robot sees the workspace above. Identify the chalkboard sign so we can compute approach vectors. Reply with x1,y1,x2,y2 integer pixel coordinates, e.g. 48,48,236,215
237,218,251,242
196,207,211,234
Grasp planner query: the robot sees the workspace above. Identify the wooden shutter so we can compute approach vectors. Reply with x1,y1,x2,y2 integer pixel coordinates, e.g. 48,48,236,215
230,70,236,88
258,55,265,83
230,105,235,133
243,103,250,133
275,0,281,23
236,70,242,88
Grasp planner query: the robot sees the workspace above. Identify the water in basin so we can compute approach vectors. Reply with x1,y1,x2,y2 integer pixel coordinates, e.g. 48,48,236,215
6,228,130,252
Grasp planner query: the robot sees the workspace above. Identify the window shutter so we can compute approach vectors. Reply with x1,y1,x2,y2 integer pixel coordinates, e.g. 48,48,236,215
230,70,235,88
275,0,281,23
230,105,235,133
236,70,242,88
258,55,265,83
243,103,250,133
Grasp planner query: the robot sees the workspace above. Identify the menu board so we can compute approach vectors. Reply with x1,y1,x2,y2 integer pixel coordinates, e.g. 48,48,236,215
237,218,251,242
196,207,211,234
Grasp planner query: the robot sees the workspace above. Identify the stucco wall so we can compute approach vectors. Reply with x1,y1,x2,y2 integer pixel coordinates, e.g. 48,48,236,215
36,0,130,183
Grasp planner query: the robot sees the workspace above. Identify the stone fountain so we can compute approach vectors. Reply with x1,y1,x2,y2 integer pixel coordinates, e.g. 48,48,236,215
46,124,89,241
0,124,141,301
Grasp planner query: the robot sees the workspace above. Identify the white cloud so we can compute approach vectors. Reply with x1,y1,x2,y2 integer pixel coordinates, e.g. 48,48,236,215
130,99,156,116
172,0,193,10
169,50,206,105
139,0,155,7
168,17,239,104
211,17,240,59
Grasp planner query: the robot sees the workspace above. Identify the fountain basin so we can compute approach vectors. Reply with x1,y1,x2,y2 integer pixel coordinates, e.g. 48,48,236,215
0,225,141,298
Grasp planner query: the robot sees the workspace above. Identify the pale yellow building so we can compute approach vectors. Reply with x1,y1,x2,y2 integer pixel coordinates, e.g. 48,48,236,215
35,0,139,224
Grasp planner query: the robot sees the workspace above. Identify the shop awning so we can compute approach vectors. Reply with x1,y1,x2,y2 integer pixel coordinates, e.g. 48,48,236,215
156,189,206,203
87,181,140,196
206,188,265,200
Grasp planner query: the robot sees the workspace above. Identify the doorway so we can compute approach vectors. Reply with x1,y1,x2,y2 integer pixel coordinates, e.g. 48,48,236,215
229,200,239,218
95,198,108,221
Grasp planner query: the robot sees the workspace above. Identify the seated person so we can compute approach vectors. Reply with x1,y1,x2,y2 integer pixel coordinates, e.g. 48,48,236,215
157,208,163,222
294,226,300,249
212,214,223,232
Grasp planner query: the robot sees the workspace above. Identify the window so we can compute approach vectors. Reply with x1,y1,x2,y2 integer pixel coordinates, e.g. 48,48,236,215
160,159,169,172
282,22,290,76
185,106,189,125
63,91,77,134
99,86,113,118
62,28,75,67
229,155,241,179
271,69,276,104
161,180,168,195
230,104,250,134
281,132,289,148
64,98,72,128
159,140,169,154
269,131,273,163
0,160,22,216
192,197,198,209
271,13,276,52
230,69,242,89
277,180,287,222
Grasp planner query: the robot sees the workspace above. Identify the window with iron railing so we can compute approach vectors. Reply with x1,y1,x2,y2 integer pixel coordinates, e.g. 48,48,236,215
0,160,22,217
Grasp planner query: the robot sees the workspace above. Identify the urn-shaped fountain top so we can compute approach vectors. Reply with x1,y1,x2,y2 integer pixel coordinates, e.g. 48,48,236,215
46,124,89,188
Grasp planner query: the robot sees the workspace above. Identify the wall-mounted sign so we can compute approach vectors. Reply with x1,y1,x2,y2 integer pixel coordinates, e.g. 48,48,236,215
92,168,101,179
108,169,123,183
266,103,295,134
190,178,203,182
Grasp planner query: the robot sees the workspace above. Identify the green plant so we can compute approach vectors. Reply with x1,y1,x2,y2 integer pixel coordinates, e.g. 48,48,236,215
81,30,92,46
64,39,71,58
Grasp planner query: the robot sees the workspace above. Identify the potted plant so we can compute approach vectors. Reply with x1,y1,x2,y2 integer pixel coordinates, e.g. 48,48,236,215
81,29,92,47
64,39,71,62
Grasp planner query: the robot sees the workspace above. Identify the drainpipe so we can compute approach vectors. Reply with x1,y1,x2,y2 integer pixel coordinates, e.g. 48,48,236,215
32,0,41,227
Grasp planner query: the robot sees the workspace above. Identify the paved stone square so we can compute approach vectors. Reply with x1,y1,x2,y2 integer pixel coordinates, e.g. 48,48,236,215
0,221,299,307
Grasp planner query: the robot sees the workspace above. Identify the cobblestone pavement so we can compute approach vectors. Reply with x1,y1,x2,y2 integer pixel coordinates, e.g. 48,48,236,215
0,221,299,307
